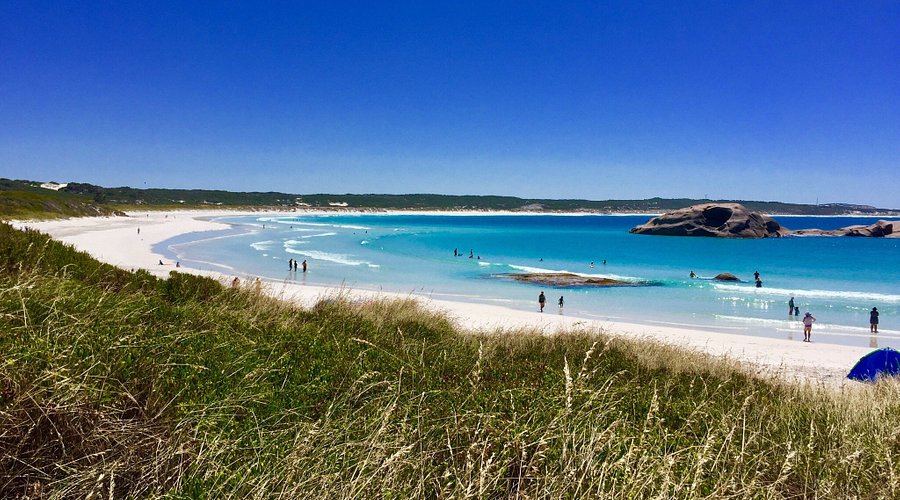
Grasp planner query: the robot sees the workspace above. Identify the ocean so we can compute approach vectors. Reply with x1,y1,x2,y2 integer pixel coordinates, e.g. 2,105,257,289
157,214,900,349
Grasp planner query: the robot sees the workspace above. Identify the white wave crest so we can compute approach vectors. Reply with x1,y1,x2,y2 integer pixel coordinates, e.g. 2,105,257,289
283,248,377,268
294,221,371,230
250,240,276,251
711,283,900,304
256,217,369,230
302,232,337,238
508,264,565,274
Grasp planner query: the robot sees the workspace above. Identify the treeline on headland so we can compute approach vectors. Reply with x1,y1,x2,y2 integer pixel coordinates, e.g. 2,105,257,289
2,177,896,217
2,221,900,497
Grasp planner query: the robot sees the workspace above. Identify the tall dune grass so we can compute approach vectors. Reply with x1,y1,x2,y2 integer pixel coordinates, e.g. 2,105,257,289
1,223,898,498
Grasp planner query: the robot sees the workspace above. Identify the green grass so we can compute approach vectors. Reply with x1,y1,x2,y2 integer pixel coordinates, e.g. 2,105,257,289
0,179,120,220
1,222,899,498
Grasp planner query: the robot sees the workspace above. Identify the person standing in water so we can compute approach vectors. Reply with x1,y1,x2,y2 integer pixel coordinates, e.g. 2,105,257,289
870,307,879,333
558,296,564,310
302,259,307,273
802,312,816,342
538,291,546,312
788,297,795,316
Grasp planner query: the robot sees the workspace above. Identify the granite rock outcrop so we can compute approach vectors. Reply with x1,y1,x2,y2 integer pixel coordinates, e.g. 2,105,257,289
629,203,788,238
792,220,898,238
630,204,899,239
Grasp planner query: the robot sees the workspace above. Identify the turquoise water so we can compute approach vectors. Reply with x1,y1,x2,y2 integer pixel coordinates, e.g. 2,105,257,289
159,214,900,349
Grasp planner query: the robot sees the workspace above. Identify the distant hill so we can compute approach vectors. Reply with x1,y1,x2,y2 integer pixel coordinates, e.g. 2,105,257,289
0,179,121,219
2,179,897,216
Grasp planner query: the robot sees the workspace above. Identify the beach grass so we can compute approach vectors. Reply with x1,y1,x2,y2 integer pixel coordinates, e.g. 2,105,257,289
2,222,899,498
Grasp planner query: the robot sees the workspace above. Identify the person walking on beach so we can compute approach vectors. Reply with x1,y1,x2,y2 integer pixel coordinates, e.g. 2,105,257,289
538,292,546,312
870,307,879,333
558,295,564,310
788,297,795,316
802,312,816,342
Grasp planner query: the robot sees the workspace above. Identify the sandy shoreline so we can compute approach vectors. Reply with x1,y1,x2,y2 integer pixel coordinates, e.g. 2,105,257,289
14,210,874,388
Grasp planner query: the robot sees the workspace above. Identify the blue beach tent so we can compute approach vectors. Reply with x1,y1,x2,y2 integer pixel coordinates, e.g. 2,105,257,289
847,348,900,382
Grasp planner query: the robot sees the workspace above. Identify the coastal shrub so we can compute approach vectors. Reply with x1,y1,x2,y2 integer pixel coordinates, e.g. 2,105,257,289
1,223,899,498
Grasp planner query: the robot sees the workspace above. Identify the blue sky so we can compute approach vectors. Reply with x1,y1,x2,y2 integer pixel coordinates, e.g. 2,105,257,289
1,1,898,206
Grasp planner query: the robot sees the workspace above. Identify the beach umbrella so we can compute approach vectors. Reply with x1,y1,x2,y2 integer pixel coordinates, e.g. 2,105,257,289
847,348,900,383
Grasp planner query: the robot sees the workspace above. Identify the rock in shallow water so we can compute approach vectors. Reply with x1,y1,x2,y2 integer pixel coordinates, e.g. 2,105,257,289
792,220,898,238
495,273,650,287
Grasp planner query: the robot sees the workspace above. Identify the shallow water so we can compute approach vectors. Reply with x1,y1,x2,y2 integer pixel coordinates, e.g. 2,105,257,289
158,214,900,349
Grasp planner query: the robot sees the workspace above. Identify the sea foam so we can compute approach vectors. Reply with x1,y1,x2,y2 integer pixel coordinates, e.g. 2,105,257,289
283,248,378,268
250,240,276,251
711,283,900,304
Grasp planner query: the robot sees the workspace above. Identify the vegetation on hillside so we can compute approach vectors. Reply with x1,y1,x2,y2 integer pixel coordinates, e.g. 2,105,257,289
0,179,120,220
1,178,889,215
2,221,899,497
62,181,894,214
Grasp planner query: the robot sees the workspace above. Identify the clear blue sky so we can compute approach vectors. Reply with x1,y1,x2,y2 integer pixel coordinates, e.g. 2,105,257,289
1,1,898,206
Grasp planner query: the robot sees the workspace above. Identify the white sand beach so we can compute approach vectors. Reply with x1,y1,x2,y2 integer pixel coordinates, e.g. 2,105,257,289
15,210,874,388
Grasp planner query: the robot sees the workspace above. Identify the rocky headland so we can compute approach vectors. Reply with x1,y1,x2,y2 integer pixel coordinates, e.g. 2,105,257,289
630,203,899,239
